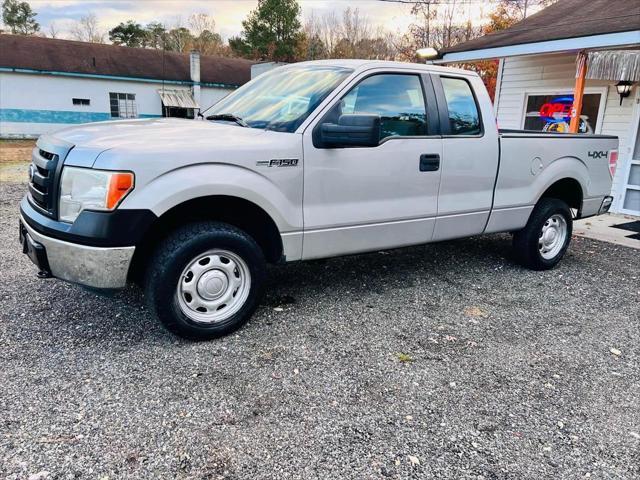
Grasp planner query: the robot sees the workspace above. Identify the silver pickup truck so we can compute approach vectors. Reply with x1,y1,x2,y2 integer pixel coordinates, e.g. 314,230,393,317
19,60,618,339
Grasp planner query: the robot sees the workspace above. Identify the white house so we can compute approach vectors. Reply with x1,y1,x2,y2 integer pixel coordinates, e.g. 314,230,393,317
439,0,640,216
0,34,254,138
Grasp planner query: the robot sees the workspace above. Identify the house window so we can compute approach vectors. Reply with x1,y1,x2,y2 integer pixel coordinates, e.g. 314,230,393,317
109,92,138,119
523,93,603,133
72,98,90,106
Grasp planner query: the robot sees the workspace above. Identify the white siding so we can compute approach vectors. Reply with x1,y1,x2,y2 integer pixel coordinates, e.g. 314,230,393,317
495,53,639,213
199,86,231,111
0,72,232,138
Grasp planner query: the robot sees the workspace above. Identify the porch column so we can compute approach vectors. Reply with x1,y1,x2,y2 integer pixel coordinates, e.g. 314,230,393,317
569,51,588,133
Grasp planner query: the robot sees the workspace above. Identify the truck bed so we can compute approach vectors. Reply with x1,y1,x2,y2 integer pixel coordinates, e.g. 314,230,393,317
484,131,619,233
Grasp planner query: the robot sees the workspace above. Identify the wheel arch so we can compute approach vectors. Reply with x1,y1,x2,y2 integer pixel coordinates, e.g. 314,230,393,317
129,195,284,282
537,177,584,213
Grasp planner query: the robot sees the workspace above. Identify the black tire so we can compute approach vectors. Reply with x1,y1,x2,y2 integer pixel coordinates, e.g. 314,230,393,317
144,221,266,340
512,198,573,271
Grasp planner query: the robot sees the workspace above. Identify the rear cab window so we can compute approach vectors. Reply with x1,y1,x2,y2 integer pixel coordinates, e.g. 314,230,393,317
440,77,482,136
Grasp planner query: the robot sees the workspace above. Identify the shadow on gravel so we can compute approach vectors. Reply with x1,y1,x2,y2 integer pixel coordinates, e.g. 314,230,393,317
265,234,516,298
52,233,518,343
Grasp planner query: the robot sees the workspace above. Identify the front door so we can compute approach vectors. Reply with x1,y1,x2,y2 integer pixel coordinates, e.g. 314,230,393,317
302,71,442,259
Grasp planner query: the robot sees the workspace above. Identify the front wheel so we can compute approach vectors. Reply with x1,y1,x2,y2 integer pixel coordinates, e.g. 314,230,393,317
144,222,266,340
512,198,573,270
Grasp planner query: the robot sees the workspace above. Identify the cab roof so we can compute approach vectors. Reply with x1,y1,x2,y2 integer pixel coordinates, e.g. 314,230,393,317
289,59,477,77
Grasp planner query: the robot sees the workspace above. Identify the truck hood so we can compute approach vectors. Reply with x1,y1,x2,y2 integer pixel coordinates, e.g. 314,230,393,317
49,118,271,167
48,118,304,200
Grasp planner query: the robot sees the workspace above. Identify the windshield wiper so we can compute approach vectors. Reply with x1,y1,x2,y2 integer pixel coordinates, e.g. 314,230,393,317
205,113,249,128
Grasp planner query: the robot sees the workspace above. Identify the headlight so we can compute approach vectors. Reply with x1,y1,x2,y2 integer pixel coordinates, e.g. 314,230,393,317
59,167,134,223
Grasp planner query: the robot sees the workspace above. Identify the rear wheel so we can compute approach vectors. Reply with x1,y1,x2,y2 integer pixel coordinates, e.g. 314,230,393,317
512,198,573,270
144,222,266,340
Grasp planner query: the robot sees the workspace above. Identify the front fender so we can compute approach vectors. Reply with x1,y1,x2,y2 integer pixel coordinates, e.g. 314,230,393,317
120,163,302,233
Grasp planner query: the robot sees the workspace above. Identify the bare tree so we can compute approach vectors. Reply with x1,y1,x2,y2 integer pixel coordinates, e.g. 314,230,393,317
188,13,224,55
340,8,371,46
188,12,215,37
70,13,105,43
158,17,192,52
304,9,341,55
507,0,558,19
47,21,59,39
302,7,398,60
304,0,559,63
406,0,481,51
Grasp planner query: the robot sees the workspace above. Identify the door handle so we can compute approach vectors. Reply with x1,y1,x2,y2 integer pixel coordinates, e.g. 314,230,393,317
420,154,440,172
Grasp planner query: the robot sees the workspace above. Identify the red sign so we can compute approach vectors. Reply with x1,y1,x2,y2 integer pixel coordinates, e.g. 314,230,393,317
539,102,572,119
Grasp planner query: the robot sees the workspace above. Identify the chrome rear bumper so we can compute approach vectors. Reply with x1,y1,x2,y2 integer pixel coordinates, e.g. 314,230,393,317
599,196,614,215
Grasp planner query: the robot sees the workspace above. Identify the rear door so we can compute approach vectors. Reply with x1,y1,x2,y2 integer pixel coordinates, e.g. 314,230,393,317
431,74,500,241
301,69,443,259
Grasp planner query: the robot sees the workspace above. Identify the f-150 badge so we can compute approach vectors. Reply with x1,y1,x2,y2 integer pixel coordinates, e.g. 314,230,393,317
257,159,299,167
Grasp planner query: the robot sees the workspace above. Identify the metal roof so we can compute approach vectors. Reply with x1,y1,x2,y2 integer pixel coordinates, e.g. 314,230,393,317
586,50,640,82
441,0,640,60
158,89,199,109
0,34,254,87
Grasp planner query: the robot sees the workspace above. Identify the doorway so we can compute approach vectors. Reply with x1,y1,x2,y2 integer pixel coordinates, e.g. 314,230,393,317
620,111,640,216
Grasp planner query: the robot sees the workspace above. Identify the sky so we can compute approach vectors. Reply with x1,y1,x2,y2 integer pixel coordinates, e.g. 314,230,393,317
27,0,418,40
24,0,506,41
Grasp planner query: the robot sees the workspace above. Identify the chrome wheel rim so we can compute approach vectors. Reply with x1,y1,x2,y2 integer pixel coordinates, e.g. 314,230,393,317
539,214,568,260
176,249,251,324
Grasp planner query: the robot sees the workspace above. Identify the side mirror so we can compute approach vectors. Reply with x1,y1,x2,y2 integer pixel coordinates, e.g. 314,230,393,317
318,114,381,148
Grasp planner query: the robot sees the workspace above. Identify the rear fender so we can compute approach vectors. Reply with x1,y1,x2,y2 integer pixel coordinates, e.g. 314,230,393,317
494,155,589,210
534,157,588,205
487,156,588,233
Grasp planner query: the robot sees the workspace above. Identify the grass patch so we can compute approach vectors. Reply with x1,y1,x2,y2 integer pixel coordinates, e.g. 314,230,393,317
396,352,414,363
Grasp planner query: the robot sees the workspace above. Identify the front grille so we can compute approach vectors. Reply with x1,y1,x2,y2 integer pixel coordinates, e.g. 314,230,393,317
28,148,60,216
39,149,56,161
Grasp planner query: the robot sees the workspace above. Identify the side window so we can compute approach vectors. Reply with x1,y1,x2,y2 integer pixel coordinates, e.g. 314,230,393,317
329,74,427,141
440,77,481,135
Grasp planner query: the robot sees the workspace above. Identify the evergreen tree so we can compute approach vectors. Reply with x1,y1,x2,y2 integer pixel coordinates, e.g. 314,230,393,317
1,0,39,35
109,20,147,47
230,0,303,62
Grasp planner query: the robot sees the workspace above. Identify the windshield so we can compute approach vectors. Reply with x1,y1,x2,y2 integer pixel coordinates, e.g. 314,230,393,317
207,65,353,132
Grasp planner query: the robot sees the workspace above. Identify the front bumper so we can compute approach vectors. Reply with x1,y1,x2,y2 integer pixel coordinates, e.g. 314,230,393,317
20,215,135,289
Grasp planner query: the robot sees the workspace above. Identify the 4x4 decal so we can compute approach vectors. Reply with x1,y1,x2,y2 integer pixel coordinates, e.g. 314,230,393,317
588,151,608,159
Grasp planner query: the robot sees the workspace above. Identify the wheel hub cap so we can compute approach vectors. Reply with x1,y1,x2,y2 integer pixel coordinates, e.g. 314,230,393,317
539,214,568,260
197,270,228,300
543,228,557,245
176,250,251,324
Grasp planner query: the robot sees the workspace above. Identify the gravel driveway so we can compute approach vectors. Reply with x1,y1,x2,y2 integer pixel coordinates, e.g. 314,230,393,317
1,177,638,479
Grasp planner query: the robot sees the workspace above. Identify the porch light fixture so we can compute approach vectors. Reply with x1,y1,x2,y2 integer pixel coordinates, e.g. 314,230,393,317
615,81,633,105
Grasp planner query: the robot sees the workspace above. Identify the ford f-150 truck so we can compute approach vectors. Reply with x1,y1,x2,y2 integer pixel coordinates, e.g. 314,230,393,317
19,60,618,340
